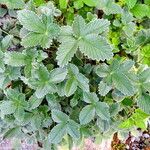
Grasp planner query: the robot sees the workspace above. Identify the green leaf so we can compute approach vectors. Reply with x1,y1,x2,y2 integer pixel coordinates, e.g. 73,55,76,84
109,103,120,117
51,109,69,123
112,72,135,96
137,94,150,114
120,109,149,129
97,0,122,15
133,109,149,129
97,118,110,132
98,81,112,96
100,59,136,96
24,65,66,98
4,52,26,67
56,16,113,67
73,15,86,37
83,18,110,35
95,102,110,120
17,10,45,33
18,10,60,48
83,92,99,104
4,127,21,139
33,0,45,6
74,0,84,9
139,68,150,82
67,120,80,139
144,0,150,5
66,64,89,93
119,118,134,128
59,0,68,9
28,95,43,110
14,107,25,122
64,76,78,97
79,105,95,125
76,73,89,92
125,0,137,9
49,68,67,83
0,66,20,89
0,8,7,17
0,0,25,9
95,63,109,77
35,83,56,98
79,36,113,61
83,0,98,7
56,37,78,67
123,22,136,37
0,101,16,115
48,123,67,144
131,4,149,18
46,94,61,110
0,51,5,73
1,35,13,51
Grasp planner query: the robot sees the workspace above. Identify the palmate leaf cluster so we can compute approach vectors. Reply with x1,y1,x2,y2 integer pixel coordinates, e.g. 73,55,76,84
0,0,150,149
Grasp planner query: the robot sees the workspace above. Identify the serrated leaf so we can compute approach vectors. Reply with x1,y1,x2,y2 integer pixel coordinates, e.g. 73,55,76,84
79,35,113,61
4,52,26,67
76,73,89,92
59,0,68,9
18,10,60,48
125,0,137,9
49,68,67,83
131,4,149,18
14,107,25,122
98,81,112,96
64,76,78,97
28,95,43,110
97,118,110,132
51,109,69,123
0,67,20,89
97,59,135,96
0,101,16,115
1,35,13,51
83,92,99,103
109,103,120,117
0,8,7,17
35,83,56,98
46,94,61,110
112,89,125,101
95,102,110,120
0,0,25,9
123,22,136,37
119,118,134,128
79,105,95,125
67,120,80,139
4,127,21,139
56,38,78,67
112,72,135,96
83,0,98,6
84,18,110,35
137,94,150,114
74,0,84,9
17,10,45,33
97,0,122,15
139,68,150,82
21,32,49,48
73,15,86,37
48,123,67,144
56,16,113,66
95,63,109,77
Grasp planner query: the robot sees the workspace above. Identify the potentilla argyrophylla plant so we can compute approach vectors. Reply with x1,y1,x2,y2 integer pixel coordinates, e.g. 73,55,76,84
0,0,150,149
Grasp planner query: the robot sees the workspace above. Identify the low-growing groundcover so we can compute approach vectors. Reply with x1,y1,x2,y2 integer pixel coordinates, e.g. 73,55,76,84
0,0,150,149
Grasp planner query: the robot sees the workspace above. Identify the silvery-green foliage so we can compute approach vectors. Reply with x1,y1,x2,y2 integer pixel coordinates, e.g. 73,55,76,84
0,0,150,148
